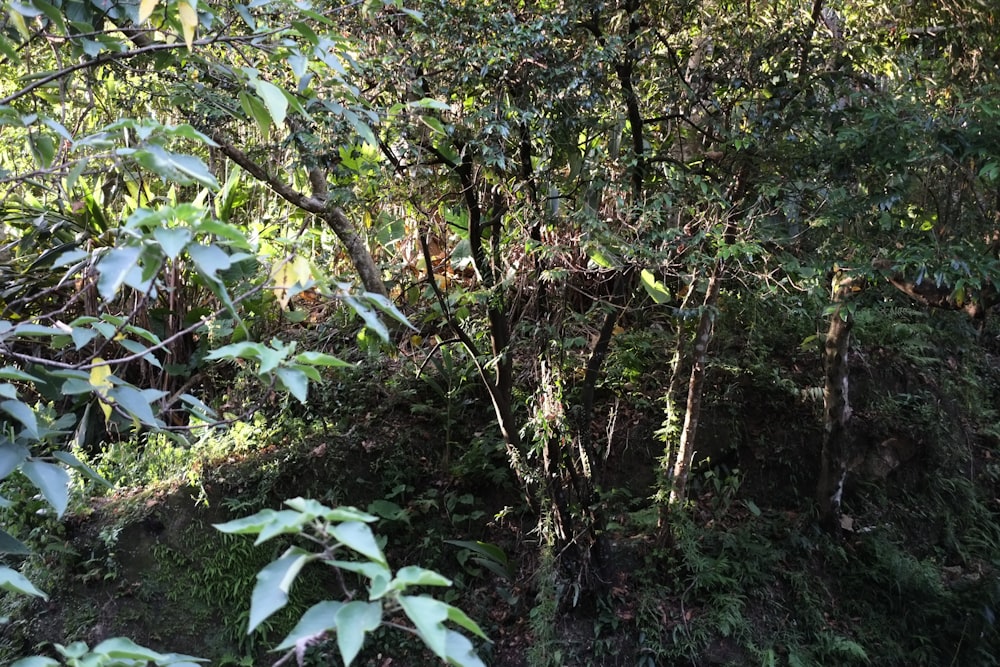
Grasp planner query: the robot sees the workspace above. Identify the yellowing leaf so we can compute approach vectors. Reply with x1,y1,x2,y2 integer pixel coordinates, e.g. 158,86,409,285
271,256,313,310
137,0,158,23
177,0,198,50
90,360,114,422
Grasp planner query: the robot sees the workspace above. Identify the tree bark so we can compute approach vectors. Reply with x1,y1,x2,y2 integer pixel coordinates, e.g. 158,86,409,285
211,134,387,297
669,258,724,505
816,270,855,532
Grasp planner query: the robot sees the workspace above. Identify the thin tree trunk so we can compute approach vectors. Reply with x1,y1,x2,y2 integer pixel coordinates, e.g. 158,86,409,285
669,258,724,505
816,270,855,532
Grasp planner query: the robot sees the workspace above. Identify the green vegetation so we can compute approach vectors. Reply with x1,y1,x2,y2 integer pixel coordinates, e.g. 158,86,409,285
0,0,998,665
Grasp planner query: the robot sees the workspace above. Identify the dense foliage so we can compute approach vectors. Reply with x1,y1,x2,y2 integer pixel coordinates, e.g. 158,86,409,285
0,0,998,664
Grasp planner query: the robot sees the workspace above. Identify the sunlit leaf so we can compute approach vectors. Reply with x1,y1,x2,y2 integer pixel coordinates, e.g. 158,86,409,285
177,0,198,49
137,0,158,23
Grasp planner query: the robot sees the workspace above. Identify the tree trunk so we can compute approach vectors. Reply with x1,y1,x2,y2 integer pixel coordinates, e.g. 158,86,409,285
669,258,724,505
211,134,387,297
816,270,855,532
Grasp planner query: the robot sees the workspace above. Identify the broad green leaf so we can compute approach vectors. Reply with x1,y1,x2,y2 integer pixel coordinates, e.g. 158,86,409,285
254,509,308,545
329,521,386,566
180,393,216,420
444,629,486,667
204,341,264,362
640,269,671,304
335,601,382,666
0,441,28,479
11,657,59,667
283,497,329,518
92,637,166,661
275,366,309,403
0,565,47,600
239,90,271,137
0,366,40,383
445,602,488,639
188,243,237,280
117,339,162,368
96,245,142,301
398,595,448,659
1,399,39,438
21,460,69,517
131,145,218,189
214,509,277,535
28,133,55,168
108,385,158,425
0,528,30,555
393,566,452,588
293,351,352,368
153,226,192,259
274,600,344,651
0,383,16,398
51,451,111,489
249,548,313,632
254,79,288,127
323,560,392,583
70,327,98,350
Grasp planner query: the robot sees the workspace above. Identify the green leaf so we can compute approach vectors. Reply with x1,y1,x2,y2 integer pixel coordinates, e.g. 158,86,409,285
0,528,30,555
254,79,289,127
0,565,47,600
393,565,452,588
254,509,308,545
154,226,192,259
11,657,60,667
51,451,111,489
214,509,278,535
108,385,159,425
0,440,30,478
293,351,352,368
0,367,41,383
444,629,486,667
92,637,166,661
1,399,39,438
187,243,239,280
117,339,162,368
96,245,142,301
335,601,382,666
329,521,386,566
239,90,272,137
20,460,69,517
323,560,392,583
249,548,313,632
398,595,448,660
0,384,15,399
275,366,309,403
445,602,488,639
130,145,219,189
640,269,671,304
274,600,343,651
